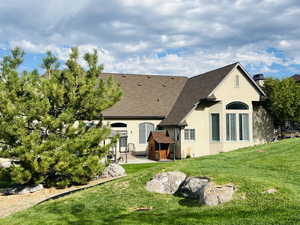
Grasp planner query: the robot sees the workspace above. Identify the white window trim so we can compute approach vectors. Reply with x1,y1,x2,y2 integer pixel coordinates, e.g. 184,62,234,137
184,128,196,141
239,113,250,141
226,113,237,141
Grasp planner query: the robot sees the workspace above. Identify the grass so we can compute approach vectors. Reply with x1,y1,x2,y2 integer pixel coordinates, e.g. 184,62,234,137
122,163,164,174
1,138,300,225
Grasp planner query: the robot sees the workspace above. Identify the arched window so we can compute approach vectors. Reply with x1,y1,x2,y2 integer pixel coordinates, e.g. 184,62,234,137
226,101,249,110
139,122,154,144
111,122,127,128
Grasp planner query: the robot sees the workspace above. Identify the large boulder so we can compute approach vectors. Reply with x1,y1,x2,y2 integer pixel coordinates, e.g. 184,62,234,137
4,184,44,195
101,163,126,178
146,171,186,194
0,158,13,168
199,183,235,206
178,176,210,199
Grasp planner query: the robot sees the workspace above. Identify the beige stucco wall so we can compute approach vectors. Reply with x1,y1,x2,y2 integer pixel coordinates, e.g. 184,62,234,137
103,119,162,155
180,105,210,158
180,66,269,157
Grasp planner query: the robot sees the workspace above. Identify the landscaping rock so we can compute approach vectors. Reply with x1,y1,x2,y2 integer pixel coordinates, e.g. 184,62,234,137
178,176,209,199
145,171,235,206
199,183,235,206
0,158,12,168
263,188,277,194
4,184,44,195
146,171,186,194
101,163,126,178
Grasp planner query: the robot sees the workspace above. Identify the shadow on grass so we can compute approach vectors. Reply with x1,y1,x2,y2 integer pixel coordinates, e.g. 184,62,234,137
36,196,300,225
37,176,125,205
178,198,200,207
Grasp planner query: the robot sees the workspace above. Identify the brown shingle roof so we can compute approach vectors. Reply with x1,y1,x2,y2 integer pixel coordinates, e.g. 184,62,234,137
159,63,238,126
147,131,175,144
101,73,187,118
160,62,265,126
101,63,265,125
291,74,300,83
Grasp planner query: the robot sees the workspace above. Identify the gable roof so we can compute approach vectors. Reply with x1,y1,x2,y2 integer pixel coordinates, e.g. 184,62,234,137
291,74,300,83
147,131,175,144
101,73,187,118
159,62,265,126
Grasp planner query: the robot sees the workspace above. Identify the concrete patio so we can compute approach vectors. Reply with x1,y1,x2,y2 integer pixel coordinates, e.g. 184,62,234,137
119,153,173,164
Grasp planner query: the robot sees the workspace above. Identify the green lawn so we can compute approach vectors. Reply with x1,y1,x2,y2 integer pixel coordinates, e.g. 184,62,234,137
1,139,300,225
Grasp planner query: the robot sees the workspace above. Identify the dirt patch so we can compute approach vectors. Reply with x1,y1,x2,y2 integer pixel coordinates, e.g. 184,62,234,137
257,150,266,153
0,176,125,218
128,206,153,212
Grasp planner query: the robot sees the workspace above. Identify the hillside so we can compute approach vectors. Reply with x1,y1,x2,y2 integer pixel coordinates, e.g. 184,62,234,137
1,138,300,225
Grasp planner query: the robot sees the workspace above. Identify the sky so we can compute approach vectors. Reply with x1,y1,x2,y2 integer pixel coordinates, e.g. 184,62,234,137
0,0,300,78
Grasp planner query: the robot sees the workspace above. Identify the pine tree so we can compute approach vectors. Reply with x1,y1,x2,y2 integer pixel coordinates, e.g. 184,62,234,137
41,51,60,79
0,47,122,188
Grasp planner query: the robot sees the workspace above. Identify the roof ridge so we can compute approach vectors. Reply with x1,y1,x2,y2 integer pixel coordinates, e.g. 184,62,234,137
101,72,187,78
159,62,239,126
189,62,239,80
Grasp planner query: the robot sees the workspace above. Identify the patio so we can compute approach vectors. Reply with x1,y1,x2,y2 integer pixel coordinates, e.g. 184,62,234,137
119,153,173,164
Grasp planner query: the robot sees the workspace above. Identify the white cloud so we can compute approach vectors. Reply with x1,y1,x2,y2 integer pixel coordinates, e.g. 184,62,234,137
1,0,300,76
102,44,290,76
10,40,71,61
7,39,296,77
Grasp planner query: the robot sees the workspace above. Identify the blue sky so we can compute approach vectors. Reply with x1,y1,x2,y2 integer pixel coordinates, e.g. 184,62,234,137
0,0,300,78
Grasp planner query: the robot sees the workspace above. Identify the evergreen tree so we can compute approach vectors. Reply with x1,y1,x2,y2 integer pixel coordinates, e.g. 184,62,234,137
0,47,122,187
264,77,300,129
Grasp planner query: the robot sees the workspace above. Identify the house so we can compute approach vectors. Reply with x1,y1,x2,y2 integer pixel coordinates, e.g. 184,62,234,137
102,62,275,159
291,74,300,84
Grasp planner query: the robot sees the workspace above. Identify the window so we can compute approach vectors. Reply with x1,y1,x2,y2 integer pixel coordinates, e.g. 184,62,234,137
119,136,127,148
226,113,237,141
184,129,195,140
239,113,249,140
139,123,154,144
226,101,249,110
111,122,127,128
211,113,220,141
235,75,240,88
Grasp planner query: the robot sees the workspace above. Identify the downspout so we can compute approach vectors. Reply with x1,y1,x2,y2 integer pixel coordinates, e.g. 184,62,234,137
173,129,177,161
174,127,181,160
